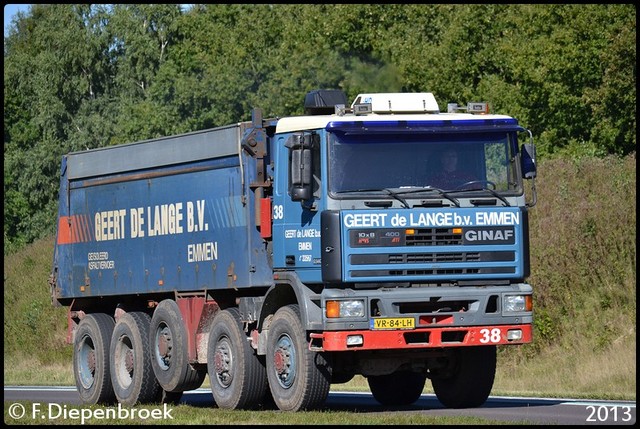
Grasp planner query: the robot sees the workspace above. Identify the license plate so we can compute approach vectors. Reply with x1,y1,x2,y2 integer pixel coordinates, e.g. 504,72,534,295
370,317,415,330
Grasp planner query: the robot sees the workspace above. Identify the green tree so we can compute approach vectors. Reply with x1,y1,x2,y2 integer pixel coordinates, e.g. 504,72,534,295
466,4,635,159
4,4,115,252
108,4,183,141
3,4,636,253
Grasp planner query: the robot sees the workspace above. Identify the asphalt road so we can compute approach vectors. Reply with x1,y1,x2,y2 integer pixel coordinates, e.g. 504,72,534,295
4,386,636,425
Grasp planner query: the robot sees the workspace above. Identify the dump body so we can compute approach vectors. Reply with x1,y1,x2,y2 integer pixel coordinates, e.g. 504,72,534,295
52,123,273,303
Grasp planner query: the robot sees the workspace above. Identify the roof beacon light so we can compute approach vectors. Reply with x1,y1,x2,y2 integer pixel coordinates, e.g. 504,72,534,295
351,93,440,114
467,102,490,114
447,102,490,114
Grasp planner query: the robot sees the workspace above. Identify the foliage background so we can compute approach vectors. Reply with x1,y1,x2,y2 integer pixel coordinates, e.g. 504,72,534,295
3,4,636,253
3,3,636,401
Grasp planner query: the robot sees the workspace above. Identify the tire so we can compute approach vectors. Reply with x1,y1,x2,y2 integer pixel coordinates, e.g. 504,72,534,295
368,371,426,406
110,311,162,406
150,299,206,392
73,313,116,404
266,304,331,411
207,308,268,409
431,345,496,408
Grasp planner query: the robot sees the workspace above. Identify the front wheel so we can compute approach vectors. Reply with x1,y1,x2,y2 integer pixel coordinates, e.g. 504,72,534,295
431,345,496,408
266,304,331,411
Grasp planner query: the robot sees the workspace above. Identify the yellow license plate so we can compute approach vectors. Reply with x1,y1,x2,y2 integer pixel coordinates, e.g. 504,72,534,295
371,317,415,330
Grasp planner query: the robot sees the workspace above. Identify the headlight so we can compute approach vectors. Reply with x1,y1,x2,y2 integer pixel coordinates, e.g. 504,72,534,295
326,300,365,318
503,295,532,312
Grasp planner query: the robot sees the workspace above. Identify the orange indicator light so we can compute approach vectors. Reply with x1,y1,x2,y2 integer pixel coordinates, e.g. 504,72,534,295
326,301,340,318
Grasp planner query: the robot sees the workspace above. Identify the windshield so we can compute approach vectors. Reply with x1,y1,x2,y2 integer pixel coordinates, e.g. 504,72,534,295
328,131,521,194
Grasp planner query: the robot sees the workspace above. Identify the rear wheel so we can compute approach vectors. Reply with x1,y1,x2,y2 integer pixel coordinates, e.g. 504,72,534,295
431,345,496,408
368,371,426,406
266,304,331,411
73,313,116,404
207,308,268,409
110,311,162,406
150,299,206,393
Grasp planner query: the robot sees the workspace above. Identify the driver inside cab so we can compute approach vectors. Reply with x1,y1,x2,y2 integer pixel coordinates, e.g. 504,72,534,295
429,148,477,190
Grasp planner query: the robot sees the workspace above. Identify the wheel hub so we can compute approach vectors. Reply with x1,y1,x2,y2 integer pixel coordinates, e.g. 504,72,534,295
273,334,295,388
125,349,134,374
274,348,290,374
86,350,96,374
157,328,172,360
213,341,232,387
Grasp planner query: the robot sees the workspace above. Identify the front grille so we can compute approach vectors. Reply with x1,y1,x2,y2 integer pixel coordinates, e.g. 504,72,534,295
352,251,513,265
406,228,461,246
350,266,515,277
390,252,480,263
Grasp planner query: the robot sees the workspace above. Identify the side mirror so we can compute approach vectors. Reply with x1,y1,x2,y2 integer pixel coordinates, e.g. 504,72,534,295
286,133,315,201
521,143,537,179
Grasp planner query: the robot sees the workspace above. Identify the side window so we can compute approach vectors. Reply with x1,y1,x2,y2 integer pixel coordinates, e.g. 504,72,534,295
484,142,509,191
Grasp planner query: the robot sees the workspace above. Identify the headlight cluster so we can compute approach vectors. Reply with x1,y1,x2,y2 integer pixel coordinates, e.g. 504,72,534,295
326,300,365,318
503,295,532,312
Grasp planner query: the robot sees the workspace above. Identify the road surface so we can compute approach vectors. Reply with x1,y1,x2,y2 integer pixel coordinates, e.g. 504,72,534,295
4,386,636,425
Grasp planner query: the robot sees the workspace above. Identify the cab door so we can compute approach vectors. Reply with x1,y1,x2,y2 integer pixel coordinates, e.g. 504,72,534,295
271,131,324,282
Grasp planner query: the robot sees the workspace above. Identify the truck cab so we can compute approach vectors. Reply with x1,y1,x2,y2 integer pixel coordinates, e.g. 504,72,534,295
269,91,535,285
249,90,537,409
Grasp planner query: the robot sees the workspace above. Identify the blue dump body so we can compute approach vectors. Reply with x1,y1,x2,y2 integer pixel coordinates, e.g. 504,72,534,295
52,123,273,301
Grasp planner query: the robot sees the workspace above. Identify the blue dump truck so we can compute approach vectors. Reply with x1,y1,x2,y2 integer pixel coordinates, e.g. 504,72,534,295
50,90,537,411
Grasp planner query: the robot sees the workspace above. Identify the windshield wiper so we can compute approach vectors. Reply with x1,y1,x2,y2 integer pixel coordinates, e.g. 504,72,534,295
335,188,411,208
393,187,460,207
336,186,509,207
477,188,510,206
381,188,410,208
337,187,460,208
446,187,511,206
